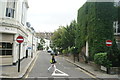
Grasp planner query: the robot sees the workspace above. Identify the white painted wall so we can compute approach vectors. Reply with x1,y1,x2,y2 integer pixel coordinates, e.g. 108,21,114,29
43,39,51,51
26,28,32,57
13,34,19,64
0,0,4,19
0,0,30,65
33,37,37,53
86,41,89,57
0,0,7,19
0,0,37,65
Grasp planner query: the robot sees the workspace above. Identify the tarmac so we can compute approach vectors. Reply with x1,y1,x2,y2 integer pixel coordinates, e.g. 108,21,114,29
0,51,119,79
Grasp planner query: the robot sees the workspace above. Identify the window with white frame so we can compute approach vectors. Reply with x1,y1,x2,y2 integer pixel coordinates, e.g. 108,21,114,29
118,23,120,33
113,21,120,34
114,0,120,7
118,1,120,6
6,0,15,18
21,2,27,26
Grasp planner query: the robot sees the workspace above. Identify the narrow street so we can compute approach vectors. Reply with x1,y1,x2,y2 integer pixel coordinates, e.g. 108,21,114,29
24,51,97,80
0,0,120,79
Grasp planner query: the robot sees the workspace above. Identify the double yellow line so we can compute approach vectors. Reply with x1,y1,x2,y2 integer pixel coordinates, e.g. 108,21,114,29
25,54,39,78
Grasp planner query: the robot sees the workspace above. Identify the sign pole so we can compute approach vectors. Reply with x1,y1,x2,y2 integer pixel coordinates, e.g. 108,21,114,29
106,40,112,74
16,36,24,72
18,43,21,72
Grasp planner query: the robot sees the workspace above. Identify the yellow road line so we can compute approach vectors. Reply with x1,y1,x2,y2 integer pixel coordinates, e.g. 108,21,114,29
25,55,39,78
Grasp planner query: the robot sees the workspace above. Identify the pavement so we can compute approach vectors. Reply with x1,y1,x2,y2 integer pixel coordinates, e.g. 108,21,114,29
65,56,120,79
0,51,119,79
0,51,40,78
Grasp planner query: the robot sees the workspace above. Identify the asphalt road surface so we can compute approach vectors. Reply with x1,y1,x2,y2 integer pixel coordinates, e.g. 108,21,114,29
24,51,97,80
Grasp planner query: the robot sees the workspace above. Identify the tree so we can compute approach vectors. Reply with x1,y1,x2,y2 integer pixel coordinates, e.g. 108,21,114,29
37,43,43,50
61,20,77,50
40,38,45,45
51,20,78,55
51,26,65,53
37,38,45,50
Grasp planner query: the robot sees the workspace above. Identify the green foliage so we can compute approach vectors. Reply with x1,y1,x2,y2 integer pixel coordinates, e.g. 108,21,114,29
51,2,120,67
69,47,78,54
94,53,112,68
51,26,65,49
77,2,120,66
51,20,77,54
118,7,120,23
69,47,75,54
37,43,43,50
46,46,49,50
40,38,45,45
62,49,68,54
76,3,90,52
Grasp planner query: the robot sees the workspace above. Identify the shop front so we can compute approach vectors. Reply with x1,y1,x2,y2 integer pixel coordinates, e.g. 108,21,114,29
0,33,14,65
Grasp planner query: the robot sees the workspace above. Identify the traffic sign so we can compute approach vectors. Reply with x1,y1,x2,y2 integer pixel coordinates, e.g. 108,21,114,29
106,40,112,47
16,36,24,72
16,36,24,43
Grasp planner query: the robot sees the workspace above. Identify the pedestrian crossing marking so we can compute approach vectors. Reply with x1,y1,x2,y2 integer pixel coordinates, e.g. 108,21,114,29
52,69,69,76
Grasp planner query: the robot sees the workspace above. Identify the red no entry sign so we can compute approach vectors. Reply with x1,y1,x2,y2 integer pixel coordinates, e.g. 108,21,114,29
16,36,24,43
106,40,112,47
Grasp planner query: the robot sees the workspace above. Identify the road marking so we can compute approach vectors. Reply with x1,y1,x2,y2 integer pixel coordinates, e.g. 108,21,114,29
77,68,97,79
52,69,69,76
25,54,39,78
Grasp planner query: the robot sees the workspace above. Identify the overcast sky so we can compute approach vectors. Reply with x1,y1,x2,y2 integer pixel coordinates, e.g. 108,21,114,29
27,0,87,32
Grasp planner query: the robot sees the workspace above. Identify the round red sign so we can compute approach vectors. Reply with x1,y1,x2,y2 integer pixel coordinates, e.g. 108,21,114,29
16,36,24,43
106,40,112,47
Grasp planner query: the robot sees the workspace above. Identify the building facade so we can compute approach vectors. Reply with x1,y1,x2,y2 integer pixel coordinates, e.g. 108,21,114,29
36,32,53,51
26,25,38,58
0,0,36,65
114,0,120,49
36,32,53,40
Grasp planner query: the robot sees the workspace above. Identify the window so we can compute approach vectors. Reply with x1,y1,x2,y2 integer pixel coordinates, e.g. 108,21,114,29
21,2,26,25
6,0,15,18
6,8,15,18
113,21,120,34
118,23,120,33
0,42,13,56
114,1,120,7
118,1,120,6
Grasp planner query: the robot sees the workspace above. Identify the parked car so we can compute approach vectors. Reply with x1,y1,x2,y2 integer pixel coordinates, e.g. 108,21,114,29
50,51,58,56
47,50,52,53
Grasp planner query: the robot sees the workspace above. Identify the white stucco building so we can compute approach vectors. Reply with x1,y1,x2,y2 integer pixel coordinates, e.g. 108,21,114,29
0,0,37,65
43,39,51,51
26,25,38,58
